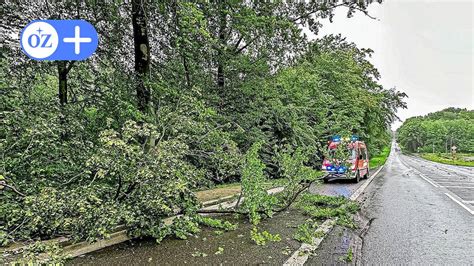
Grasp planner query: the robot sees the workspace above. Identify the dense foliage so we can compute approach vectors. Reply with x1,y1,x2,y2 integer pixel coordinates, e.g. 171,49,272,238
397,108,474,153
1,1,404,247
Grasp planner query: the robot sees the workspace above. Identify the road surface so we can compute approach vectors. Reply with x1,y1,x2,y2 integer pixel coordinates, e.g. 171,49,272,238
360,144,473,265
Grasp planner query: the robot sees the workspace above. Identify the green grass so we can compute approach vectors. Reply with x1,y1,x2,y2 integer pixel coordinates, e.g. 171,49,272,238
369,146,390,169
420,153,474,167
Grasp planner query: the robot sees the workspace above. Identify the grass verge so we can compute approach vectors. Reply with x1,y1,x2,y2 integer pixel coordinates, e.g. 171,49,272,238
369,146,390,169
420,153,474,167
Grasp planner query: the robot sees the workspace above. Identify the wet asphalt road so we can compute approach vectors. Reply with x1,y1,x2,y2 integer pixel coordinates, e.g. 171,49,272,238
360,144,474,265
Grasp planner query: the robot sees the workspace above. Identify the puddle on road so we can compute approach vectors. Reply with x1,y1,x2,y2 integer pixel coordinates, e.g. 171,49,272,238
310,179,363,199
340,230,350,251
335,187,352,198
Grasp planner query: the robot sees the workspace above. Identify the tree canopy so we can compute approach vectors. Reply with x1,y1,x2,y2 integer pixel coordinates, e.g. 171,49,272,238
397,108,474,153
1,0,404,247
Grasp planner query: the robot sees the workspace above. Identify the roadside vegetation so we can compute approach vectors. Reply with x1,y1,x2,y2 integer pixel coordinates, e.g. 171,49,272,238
397,108,474,166
369,146,390,169
420,153,474,167
1,1,404,262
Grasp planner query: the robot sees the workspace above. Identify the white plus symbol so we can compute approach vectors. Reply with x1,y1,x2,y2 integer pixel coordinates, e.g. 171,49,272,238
63,26,91,55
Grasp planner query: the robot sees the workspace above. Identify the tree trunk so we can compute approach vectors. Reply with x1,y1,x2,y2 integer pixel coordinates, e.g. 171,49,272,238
217,61,224,88
174,2,191,89
182,53,191,88
132,0,151,113
57,61,68,106
216,6,226,89
57,61,73,140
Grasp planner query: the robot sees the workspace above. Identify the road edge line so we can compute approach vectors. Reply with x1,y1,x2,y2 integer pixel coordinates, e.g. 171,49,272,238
444,193,474,215
350,165,385,201
398,156,439,188
284,164,386,265
418,173,439,188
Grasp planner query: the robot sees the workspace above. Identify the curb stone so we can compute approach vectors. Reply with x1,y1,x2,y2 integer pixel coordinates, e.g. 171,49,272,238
283,163,386,265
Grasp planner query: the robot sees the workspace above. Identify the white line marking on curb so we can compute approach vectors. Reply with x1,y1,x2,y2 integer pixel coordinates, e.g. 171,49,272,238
284,163,386,265
445,193,474,215
283,219,335,265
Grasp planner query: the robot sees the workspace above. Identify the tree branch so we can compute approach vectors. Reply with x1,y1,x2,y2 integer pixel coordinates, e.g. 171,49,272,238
290,3,376,22
234,192,243,209
233,35,244,51
66,61,75,74
234,36,258,54
197,181,313,215
1,182,26,197
114,175,122,200
273,181,313,213
117,182,139,201
290,3,346,22
351,6,377,20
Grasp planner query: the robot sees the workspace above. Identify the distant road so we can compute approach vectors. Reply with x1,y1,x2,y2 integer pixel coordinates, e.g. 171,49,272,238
360,144,474,264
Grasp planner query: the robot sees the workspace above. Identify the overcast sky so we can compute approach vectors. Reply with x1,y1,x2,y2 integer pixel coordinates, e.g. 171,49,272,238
310,0,473,129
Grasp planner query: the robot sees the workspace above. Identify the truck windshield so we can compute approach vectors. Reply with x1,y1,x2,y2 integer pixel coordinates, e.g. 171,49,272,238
328,147,356,160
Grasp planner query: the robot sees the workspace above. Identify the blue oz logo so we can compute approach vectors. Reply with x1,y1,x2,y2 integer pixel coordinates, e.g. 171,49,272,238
20,20,98,61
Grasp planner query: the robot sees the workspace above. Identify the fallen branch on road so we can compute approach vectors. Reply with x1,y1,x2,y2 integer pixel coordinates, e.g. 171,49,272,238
196,181,314,216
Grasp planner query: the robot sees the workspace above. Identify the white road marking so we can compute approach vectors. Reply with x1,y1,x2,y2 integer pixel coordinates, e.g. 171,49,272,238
445,193,474,215
398,148,474,215
441,186,474,189
462,200,474,204
350,165,385,201
418,173,440,188
434,181,474,184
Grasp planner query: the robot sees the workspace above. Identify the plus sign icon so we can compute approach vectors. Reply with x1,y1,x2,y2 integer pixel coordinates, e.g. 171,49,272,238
20,20,98,61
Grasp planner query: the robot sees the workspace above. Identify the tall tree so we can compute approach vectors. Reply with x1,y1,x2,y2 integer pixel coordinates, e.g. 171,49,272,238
132,0,151,113
57,61,74,106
